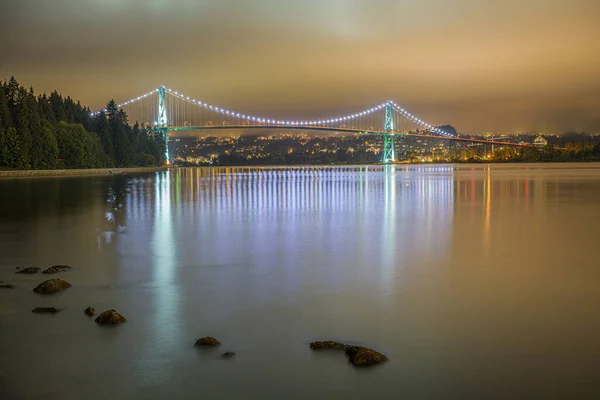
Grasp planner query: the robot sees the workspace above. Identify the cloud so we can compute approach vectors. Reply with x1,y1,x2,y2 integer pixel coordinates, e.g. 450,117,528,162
2,0,599,132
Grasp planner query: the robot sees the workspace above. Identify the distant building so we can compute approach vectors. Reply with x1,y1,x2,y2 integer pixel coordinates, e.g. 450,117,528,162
533,136,548,147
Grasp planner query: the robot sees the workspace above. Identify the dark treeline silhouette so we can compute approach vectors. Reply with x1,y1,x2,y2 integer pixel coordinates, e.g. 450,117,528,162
0,77,166,169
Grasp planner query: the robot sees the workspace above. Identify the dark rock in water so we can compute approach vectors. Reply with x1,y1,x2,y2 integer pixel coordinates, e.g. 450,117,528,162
0,284,16,289
344,346,388,367
310,341,347,350
95,310,126,325
33,279,72,294
220,351,236,358
84,307,95,316
310,340,388,367
16,267,20,270
32,307,59,314
17,267,40,274
42,265,73,274
195,337,221,346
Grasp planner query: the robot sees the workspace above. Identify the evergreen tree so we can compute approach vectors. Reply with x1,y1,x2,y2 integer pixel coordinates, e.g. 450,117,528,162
0,127,5,166
0,127,22,168
49,91,66,123
38,93,56,125
14,87,32,168
27,87,45,168
6,77,20,117
0,83,12,130
37,125,58,169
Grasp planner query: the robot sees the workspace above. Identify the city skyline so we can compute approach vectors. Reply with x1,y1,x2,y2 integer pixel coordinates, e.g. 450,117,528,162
2,0,599,134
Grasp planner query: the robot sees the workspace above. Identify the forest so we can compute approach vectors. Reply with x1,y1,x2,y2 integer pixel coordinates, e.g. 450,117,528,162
0,77,166,170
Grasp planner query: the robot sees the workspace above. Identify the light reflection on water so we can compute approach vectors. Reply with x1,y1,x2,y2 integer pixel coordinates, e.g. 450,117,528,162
1,164,600,399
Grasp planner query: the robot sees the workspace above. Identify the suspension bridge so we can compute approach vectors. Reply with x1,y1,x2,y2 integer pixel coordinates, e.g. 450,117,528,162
94,86,538,164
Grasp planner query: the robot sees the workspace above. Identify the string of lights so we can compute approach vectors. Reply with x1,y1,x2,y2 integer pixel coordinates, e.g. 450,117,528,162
91,86,452,137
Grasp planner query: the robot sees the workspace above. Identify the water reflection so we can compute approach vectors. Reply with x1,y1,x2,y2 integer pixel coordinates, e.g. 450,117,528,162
3,165,600,398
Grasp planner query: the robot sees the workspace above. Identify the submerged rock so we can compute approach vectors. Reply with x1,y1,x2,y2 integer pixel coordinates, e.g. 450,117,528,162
220,351,236,358
42,265,72,274
17,267,40,274
33,279,72,294
0,284,16,289
309,341,347,350
195,337,221,346
84,307,95,316
344,346,388,367
32,307,59,314
95,310,127,325
310,340,388,367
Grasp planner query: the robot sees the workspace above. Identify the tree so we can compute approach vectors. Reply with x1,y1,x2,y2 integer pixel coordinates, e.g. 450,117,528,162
0,127,23,168
27,87,46,168
14,87,32,168
37,126,58,169
0,83,12,130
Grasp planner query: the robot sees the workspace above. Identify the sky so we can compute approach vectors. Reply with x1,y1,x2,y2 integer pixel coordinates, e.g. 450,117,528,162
2,0,599,134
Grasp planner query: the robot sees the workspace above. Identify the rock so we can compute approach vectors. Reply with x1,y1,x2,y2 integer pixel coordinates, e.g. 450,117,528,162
33,279,72,294
310,341,347,350
95,310,127,325
344,346,389,367
32,307,59,314
42,265,72,274
220,351,236,358
84,307,95,316
310,340,388,367
195,337,221,346
0,284,16,289
16,267,20,270
17,267,41,274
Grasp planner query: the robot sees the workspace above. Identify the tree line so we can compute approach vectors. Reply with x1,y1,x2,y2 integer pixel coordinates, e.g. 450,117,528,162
0,77,166,169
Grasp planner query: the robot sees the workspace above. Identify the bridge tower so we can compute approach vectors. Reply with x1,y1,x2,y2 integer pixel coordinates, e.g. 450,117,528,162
157,86,169,163
382,102,395,164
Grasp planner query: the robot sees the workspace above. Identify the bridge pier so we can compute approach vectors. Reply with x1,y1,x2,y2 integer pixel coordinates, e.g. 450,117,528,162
157,86,169,163
158,128,169,163
383,103,396,164
383,134,395,164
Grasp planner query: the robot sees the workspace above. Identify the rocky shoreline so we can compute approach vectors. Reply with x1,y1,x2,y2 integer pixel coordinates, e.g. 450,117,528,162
0,166,167,179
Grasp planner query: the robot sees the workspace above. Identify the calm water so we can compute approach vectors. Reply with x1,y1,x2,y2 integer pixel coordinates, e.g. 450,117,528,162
1,164,600,399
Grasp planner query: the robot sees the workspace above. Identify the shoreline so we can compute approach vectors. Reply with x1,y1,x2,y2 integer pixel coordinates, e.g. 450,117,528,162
0,167,167,179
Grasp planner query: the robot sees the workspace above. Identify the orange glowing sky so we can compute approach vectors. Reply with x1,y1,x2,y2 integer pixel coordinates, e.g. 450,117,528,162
2,0,599,133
